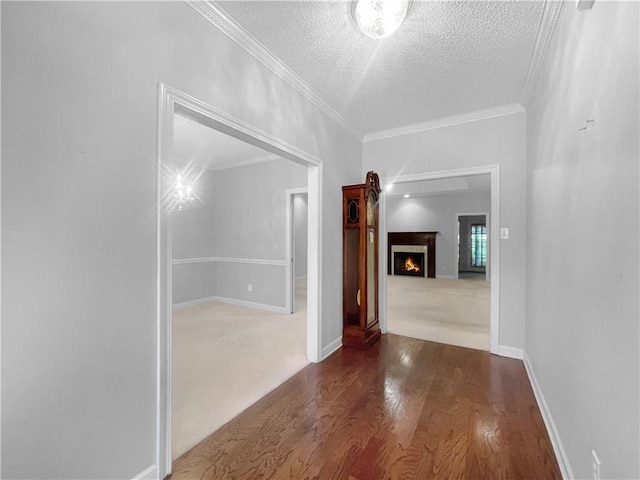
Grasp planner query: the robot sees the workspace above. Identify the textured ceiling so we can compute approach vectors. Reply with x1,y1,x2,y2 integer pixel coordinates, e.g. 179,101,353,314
215,1,543,136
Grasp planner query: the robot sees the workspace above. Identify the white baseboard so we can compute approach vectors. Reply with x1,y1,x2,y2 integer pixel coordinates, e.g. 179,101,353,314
173,296,217,310
436,274,457,279
321,336,342,360
173,296,288,314
132,464,157,480
212,296,289,315
498,345,524,359
523,352,573,480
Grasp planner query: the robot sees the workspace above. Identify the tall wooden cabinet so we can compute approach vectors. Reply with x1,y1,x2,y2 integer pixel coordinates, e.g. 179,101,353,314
342,171,381,349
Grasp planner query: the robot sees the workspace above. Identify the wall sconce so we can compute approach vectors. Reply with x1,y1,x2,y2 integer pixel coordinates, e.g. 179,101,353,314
173,174,194,212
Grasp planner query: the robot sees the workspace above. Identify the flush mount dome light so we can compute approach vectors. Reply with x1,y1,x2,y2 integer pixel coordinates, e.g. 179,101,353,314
354,0,410,39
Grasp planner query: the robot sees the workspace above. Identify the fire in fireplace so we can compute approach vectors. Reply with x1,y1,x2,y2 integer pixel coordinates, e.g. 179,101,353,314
394,252,425,277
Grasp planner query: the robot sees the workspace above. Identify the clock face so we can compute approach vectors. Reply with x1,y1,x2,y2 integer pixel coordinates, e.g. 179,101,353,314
366,192,375,226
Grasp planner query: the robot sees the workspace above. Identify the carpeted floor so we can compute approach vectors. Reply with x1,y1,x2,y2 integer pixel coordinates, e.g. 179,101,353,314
386,273,490,351
171,279,308,459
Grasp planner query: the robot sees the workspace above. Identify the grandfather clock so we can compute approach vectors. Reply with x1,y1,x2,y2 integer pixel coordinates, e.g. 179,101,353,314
342,171,381,349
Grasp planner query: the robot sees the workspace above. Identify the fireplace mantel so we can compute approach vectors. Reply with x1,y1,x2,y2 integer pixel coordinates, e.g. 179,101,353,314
388,232,437,278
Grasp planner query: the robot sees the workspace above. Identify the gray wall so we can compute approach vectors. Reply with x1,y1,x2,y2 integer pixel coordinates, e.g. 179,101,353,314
210,159,306,308
1,2,360,478
458,215,487,273
172,160,308,308
172,168,217,305
365,112,527,350
525,2,639,478
294,193,308,279
386,192,490,278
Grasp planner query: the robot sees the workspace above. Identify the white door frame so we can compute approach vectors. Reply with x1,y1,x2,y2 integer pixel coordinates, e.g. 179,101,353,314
455,212,489,280
285,187,308,314
156,84,323,478
379,165,500,355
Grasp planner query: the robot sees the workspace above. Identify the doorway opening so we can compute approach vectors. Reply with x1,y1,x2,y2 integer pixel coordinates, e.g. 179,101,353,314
456,213,489,281
379,167,499,355
286,189,308,314
157,84,322,478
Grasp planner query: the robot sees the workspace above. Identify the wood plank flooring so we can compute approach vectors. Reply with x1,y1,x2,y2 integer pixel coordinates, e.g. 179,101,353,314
171,334,561,479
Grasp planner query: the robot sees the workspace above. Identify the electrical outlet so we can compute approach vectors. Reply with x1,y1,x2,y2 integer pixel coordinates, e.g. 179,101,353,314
248,283,253,292
592,450,601,480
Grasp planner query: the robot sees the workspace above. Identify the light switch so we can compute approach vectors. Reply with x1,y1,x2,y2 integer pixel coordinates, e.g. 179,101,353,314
500,228,509,240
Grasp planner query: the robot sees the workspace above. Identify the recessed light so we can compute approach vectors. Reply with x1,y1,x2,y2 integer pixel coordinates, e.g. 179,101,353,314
386,184,393,192
403,194,410,198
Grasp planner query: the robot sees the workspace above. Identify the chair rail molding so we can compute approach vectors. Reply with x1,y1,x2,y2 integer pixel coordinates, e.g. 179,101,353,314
173,256,287,267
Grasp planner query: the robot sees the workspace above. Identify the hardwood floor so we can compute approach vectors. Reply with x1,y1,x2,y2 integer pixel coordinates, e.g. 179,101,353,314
172,334,561,479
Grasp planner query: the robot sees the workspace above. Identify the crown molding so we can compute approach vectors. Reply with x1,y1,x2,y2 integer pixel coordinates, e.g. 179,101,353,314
186,0,363,141
363,103,525,143
521,0,564,108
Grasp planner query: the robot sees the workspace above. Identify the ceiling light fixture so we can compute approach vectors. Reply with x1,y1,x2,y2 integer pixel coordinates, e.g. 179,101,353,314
354,0,410,39
403,194,410,198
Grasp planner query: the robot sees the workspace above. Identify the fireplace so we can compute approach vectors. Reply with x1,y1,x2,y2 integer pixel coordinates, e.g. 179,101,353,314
394,252,425,277
392,245,428,277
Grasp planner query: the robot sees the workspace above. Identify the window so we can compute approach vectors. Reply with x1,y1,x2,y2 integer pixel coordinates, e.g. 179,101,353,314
470,224,487,268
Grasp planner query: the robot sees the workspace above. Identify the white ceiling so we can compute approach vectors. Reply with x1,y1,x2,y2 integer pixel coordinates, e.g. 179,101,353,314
214,0,544,137
173,114,279,170
386,174,491,198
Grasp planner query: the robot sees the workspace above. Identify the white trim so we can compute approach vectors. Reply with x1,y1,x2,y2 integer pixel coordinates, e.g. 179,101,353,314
186,0,362,141
497,345,524,360
435,274,457,280
286,187,309,315
524,352,573,479
307,163,323,363
131,464,157,480
156,83,173,479
380,165,501,355
156,84,323,479
364,104,524,143
378,192,388,334
321,336,343,360
172,296,218,310
521,1,564,107
173,256,287,267
210,296,289,315
170,87,321,168
0,3,3,474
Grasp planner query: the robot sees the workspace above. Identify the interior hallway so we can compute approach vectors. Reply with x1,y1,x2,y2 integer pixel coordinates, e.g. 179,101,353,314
172,279,308,458
386,273,490,351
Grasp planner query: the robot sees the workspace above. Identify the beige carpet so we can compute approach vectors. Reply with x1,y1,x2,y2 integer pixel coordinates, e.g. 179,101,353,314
172,279,308,459
386,274,490,351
